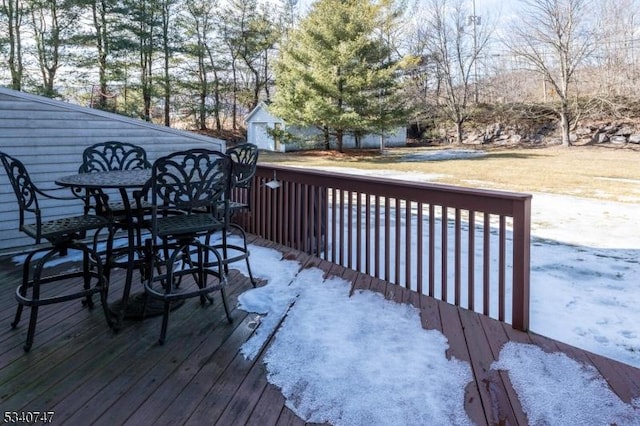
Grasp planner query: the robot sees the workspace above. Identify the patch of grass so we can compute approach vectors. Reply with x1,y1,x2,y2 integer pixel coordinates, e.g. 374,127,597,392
258,145,640,203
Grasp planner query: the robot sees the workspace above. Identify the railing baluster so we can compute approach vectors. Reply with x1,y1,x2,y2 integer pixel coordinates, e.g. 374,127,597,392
356,192,362,272
441,206,448,302
395,198,401,285
468,210,475,311
348,190,353,269
384,198,390,282
483,213,490,316
302,185,309,253
339,190,345,266
429,204,435,297
375,196,380,278
417,202,423,295
405,201,412,290
499,215,506,322
366,194,371,275
455,208,461,306
322,187,329,256
331,187,337,264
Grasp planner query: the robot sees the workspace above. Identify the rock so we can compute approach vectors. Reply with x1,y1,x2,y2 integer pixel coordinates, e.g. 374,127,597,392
611,135,627,144
594,133,609,144
616,126,634,136
628,134,640,144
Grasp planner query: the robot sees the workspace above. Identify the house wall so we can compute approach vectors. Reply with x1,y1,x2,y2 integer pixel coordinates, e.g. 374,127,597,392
245,104,407,152
281,127,408,152
0,87,225,253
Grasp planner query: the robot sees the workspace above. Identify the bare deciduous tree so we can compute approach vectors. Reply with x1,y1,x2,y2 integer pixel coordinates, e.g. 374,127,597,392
591,0,640,97
411,0,493,144
503,0,596,147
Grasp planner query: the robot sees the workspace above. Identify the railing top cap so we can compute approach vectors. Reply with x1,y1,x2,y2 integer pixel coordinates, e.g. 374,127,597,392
257,163,532,202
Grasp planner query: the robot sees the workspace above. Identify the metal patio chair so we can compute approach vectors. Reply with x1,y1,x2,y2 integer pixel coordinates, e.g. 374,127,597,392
191,144,258,286
226,143,259,215
79,141,153,287
78,140,153,218
211,143,258,286
0,151,113,352
142,148,233,345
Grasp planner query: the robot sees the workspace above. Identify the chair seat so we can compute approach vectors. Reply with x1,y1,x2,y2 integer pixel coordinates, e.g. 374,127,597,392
22,214,110,241
156,213,223,238
228,200,249,212
210,199,248,214
108,199,154,215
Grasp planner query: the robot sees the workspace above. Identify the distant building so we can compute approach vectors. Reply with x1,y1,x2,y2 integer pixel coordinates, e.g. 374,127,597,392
245,101,407,152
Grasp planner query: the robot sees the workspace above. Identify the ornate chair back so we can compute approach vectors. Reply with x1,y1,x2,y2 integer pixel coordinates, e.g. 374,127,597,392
0,151,42,240
151,149,230,216
226,143,258,212
79,141,151,173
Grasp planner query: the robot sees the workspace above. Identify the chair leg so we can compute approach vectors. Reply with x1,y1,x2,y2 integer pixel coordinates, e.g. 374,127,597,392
232,224,257,287
11,304,23,329
22,253,49,353
221,228,230,275
81,247,95,309
12,252,39,335
220,288,233,324
12,251,36,328
87,243,114,329
19,250,51,352
24,305,39,352
158,301,171,345
244,255,256,288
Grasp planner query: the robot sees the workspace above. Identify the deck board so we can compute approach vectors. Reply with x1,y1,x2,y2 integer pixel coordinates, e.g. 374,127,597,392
1,237,639,425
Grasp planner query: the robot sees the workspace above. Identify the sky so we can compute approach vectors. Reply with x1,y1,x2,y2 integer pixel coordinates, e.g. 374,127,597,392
229,155,640,425
296,0,516,20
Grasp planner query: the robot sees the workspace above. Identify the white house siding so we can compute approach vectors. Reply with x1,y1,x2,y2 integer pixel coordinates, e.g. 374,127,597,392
250,122,276,151
245,102,406,152
0,87,225,253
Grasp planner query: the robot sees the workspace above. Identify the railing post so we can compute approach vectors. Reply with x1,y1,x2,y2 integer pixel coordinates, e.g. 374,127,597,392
511,197,531,331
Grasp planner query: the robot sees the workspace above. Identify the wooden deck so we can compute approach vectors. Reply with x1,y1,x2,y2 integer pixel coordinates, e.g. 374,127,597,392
1,235,639,425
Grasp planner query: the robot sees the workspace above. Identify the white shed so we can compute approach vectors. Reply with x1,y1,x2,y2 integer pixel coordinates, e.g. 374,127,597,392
0,87,225,253
245,101,286,152
244,102,407,152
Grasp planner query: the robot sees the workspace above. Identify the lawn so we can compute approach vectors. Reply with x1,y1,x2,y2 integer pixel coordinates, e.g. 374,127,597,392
257,145,640,203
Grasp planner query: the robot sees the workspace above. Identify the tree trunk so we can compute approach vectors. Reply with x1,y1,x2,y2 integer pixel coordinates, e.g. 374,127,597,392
6,0,24,91
455,120,464,145
560,109,571,147
323,127,330,150
199,91,207,130
92,0,109,110
231,60,238,130
336,129,344,153
162,0,171,127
